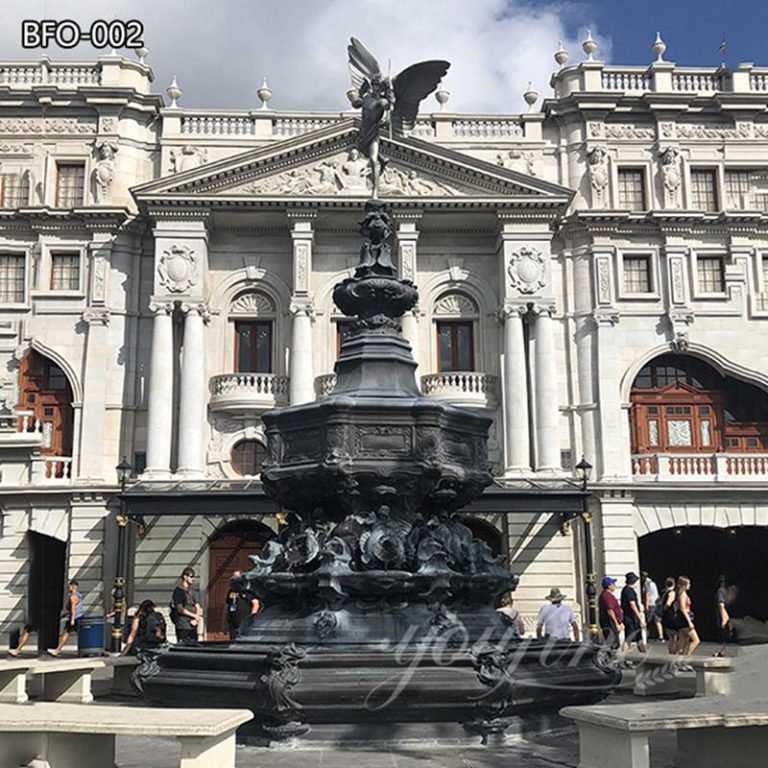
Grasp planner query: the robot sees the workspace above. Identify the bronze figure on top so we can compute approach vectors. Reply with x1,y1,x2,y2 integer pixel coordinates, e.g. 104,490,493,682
347,37,449,198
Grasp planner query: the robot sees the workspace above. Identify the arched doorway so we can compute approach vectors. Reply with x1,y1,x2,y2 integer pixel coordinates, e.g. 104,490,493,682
639,526,768,641
19,350,75,478
206,519,275,640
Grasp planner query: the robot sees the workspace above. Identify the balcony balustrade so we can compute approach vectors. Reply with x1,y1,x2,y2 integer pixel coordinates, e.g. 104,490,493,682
209,373,289,414
420,372,499,409
632,452,768,482
314,373,337,399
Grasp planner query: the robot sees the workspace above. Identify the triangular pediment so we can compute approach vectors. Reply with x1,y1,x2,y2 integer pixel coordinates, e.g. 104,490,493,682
133,119,572,209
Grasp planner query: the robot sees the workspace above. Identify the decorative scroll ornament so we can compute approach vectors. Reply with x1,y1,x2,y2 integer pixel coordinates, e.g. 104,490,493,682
169,145,208,174
508,246,546,294
157,245,198,293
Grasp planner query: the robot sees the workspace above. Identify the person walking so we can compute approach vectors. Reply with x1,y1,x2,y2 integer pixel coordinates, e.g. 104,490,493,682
496,593,525,636
621,572,647,652
641,571,663,641
171,567,201,645
120,600,167,656
226,571,261,640
8,620,37,657
659,576,679,653
47,580,84,657
714,575,737,657
536,588,580,641
598,576,623,648
675,575,700,658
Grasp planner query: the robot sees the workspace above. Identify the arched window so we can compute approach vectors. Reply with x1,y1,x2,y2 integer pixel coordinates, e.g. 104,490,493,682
631,355,768,452
433,293,479,372
230,439,267,477
230,291,276,373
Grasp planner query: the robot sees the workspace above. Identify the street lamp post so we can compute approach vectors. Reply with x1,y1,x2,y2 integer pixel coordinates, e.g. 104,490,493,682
111,457,133,654
574,456,598,643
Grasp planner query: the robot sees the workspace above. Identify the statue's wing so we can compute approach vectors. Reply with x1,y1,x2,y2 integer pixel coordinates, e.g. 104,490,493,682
347,37,381,91
392,61,450,135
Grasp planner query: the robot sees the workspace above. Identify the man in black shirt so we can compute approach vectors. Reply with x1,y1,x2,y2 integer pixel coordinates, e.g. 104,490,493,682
172,567,200,645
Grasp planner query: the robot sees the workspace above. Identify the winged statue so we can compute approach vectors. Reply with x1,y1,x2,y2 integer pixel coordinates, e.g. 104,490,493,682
347,37,449,198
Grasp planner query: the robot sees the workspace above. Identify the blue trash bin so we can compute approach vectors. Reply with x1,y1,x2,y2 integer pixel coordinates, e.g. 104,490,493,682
77,615,105,657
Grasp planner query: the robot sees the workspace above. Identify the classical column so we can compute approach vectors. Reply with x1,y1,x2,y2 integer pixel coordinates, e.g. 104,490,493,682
289,303,314,404
143,300,174,478
77,308,111,480
289,213,315,404
532,304,560,471
500,304,530,473
395,215,421,367
176,303,208,477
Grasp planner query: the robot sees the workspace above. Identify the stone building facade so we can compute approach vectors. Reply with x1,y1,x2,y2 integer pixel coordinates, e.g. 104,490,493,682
2,41,768,645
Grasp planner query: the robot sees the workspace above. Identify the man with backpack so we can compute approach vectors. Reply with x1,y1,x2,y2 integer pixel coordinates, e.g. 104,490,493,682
120,600,167,656
171,567,201,645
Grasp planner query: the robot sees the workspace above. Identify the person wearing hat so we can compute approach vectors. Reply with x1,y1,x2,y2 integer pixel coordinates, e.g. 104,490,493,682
621,571,647,652
536,588,580,642
598,576,623,648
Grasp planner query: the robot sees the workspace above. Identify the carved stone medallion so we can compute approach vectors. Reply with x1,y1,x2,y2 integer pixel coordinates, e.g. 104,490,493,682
157,245,198,293
507,246,546,294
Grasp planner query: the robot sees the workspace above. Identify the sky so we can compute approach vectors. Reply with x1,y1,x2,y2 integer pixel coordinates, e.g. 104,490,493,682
3,0,768,112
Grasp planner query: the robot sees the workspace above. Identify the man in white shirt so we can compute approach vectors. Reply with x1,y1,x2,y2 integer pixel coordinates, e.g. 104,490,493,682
641,571,663,641
536,588,580,641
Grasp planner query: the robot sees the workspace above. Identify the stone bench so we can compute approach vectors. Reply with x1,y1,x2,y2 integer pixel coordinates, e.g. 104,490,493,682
102,655,139,696
561,698,768,768
0,702,253,768
26,658,106,703
621,651,732,697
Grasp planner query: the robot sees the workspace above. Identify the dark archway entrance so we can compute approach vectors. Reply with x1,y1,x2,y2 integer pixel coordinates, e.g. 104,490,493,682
639,526,768,641
28,531,66,651
206,519,275,640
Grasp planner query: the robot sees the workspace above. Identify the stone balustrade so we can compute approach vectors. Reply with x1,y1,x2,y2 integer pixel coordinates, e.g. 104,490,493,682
420,372,499,409
555,61,768,98
30,456,73,483
632,452,768,482
0,61,101,87
314,373,337,399
209,372,289,413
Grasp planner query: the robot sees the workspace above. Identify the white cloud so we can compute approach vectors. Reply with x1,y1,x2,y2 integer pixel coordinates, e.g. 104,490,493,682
2,0,609,112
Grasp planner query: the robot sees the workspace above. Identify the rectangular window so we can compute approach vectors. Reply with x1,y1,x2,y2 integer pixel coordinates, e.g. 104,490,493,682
55,163,85,208
690,169,719,211
0,173,28,208
50,252,80,291
235,321,272,373
724,170,751,209
622,254,652,293
697,255,725,293
0,254,25,303
437,321,474,372
617,169,646,210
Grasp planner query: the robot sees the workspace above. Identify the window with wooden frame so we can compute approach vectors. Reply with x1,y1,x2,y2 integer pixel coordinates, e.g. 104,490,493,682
696,255,725,294
690,169,719,211
617,168,646,210
437,321,474,372
622,254,653,294
235,321,272,373
49,252,81,291
230,439,267,477
0,253,26,303
630,355,768,454
55,163,85,208
336,320,355,358
0,173,29,208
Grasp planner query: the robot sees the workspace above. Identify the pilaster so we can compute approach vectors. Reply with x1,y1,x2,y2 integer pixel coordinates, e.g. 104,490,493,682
395,212,422,368
499,303,530,473
531,303,560,472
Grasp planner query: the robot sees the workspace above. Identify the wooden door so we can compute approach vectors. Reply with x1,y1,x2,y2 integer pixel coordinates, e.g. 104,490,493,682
206,535,264,640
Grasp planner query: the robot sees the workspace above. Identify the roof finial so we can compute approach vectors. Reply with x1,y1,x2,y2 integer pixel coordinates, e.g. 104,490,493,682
554,41,569,68
435,81,450,110
166,75,182,109
582,30,598,62
257,77,273,110
523,82,539,111
652,32,667,63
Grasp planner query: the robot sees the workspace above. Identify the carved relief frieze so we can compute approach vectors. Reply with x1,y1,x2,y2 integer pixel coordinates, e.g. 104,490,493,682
604,123,655,140
0,143,33,155
594,255,612,305
169,145,208,174
244,150,466,197
669,257,686,305
433,293,478,317
354,425,411,457
157,245,198,293
0,118,96,134
230,291,275,315
399,242,416,282
294,242,310,293
507,246,546,295
496,149,538,176
675,123,738,139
